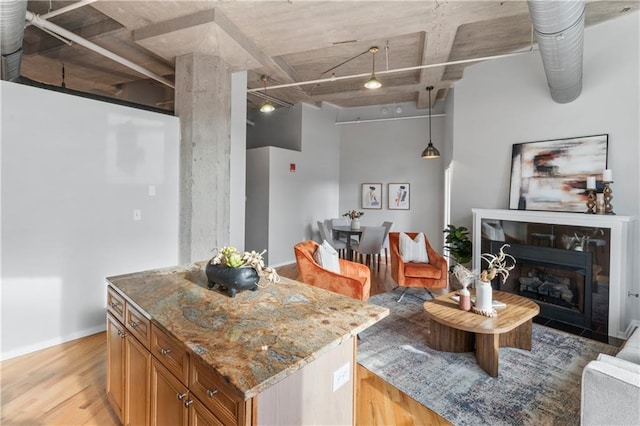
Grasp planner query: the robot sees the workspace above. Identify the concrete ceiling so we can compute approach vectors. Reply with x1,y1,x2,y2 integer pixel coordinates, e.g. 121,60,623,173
20,0,638,113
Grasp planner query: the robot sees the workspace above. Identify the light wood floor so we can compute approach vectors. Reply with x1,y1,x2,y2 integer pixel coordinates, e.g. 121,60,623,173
0,261,450,426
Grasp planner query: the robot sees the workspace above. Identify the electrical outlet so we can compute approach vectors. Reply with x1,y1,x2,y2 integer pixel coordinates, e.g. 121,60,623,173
333,362,350,392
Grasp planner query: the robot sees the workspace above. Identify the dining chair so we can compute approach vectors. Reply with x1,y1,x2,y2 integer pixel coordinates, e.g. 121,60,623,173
352,226,386,271
380,221,394,264
331,217,350,228
318,220,347,258
330,217,359,246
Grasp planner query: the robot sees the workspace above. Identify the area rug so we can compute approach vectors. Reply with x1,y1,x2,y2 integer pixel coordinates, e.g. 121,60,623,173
357,289,619,426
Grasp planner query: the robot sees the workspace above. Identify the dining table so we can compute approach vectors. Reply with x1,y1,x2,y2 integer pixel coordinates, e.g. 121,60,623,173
332,225,365,261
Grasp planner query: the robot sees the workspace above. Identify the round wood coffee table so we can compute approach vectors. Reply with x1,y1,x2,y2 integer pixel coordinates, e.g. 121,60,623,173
423,290,540,377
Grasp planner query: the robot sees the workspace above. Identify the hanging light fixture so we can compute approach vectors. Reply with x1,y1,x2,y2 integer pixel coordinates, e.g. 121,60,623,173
259,75,275,113
364,46,382,89
421,86,440,159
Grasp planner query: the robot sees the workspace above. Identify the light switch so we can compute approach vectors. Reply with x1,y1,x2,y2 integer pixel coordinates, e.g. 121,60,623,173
148,185,156,196
133,210,142,221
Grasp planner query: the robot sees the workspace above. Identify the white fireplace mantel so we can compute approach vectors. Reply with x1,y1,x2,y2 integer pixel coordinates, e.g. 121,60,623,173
472,208,636,338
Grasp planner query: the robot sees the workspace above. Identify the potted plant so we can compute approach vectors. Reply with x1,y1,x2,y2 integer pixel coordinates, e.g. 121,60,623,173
206,246,280,298
443,225,473,270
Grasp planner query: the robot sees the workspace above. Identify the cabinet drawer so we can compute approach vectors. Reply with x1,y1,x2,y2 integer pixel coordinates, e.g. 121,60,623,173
107,286,125,323
151,325,190,385
190,358,247,426
125,303,151,349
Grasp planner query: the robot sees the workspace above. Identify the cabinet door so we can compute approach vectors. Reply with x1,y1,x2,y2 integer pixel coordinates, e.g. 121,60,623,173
189,397,224,426
151,358,189,426
125,334,151,426
106,313,125,423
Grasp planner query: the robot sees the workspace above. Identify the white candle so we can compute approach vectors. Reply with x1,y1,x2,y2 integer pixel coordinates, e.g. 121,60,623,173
603,169,613,182
587,176,596,189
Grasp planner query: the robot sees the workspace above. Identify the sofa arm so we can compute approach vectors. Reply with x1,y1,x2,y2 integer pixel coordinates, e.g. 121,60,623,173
581,355,640,425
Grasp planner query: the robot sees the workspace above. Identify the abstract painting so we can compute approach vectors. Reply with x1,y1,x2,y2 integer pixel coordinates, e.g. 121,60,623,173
388,183,410,210
361,183,382,209
509,134,608,212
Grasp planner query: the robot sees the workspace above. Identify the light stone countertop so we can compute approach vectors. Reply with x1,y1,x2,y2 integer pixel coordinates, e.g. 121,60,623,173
106,263,388,400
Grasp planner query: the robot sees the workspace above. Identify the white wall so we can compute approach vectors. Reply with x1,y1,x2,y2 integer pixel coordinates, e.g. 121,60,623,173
246,103,341,266
0,82,180,359
245,147,270,262
338,111,445,249
450,12,640,325
230,71,247,250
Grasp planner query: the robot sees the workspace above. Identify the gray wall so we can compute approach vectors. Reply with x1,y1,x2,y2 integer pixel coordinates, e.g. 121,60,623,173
247,103,302,151
1,81,180,359
337,109,446,249
450,12,639,325
246,103,340,265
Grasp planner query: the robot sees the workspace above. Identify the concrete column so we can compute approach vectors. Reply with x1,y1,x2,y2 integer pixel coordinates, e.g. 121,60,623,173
175,53,232,263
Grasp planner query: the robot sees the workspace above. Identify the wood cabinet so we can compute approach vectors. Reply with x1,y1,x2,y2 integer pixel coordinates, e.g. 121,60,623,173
106,313,125,422
107,286,236,426
107,286,152,426
150,358,189,426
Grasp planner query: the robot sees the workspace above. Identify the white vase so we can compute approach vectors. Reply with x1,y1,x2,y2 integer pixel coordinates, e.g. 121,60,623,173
351,218,360,230
475,280,493,311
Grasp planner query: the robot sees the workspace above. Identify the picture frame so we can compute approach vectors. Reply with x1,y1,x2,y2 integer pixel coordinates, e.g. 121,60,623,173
509,134,608,213
361,183,382,209
388,183,410,210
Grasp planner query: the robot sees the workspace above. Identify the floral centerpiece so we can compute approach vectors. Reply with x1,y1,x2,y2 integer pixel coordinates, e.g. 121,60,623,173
206,246,280,297
343,210,364,230
343,210,364,219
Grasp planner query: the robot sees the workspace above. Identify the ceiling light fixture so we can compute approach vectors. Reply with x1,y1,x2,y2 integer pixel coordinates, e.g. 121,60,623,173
421,86,440,159
364,46,382,89
259,75,275,113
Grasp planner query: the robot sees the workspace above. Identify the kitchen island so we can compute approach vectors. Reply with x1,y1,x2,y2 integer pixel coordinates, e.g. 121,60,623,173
105,263,388,425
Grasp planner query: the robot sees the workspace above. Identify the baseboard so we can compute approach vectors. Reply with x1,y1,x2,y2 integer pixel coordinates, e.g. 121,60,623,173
624,320,640,339
271,259,296,268
1,324,106,361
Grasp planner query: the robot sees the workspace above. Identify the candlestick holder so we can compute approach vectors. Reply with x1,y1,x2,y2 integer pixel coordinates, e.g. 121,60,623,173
585,189,596,214
603,181,615,215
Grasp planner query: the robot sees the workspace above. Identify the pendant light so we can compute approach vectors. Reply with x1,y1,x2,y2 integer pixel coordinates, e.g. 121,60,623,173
364,46,382,89
259,75,275,113
421,86,440,159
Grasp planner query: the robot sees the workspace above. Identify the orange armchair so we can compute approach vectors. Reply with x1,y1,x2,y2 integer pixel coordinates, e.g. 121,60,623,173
294,240,371,301
389,232,447,300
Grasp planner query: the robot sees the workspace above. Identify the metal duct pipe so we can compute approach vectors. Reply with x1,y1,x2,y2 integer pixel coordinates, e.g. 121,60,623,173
0,0,28,81
527,0,585,103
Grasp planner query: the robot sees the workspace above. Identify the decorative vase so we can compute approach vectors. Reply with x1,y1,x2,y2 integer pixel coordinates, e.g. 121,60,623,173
351,218,360,230
459,288,471,311
475,280,493,311
205,263,259,298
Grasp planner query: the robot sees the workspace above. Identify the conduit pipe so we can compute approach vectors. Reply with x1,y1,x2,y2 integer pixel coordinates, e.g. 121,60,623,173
247,49,537,93
1,0,28,81
527,0,585,103
25,10,175,89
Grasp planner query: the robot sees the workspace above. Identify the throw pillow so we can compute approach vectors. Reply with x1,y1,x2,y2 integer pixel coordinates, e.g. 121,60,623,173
399,232,429,263
313,240,341,273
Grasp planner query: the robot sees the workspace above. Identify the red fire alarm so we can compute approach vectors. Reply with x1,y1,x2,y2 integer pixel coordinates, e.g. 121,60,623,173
290,163,296,172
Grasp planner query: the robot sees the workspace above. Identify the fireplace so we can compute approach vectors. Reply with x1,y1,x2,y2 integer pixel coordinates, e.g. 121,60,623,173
489,242,592,329
472,208,635,339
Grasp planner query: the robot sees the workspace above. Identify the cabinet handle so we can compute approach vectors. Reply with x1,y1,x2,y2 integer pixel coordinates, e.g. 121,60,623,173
117,330,127,338
207,389,219,399
110,301,120,308
177,392,187,400
184,400,193,408
129,320,139,328
160,348,172,356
